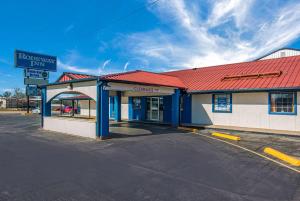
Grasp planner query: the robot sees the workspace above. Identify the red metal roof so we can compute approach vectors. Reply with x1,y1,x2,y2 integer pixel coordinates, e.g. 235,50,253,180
55,55,300,92
100,70,186,88
163,55,300,92
56,72,95,83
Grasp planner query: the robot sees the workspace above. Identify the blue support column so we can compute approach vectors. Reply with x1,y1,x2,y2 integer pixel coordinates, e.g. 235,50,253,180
140,97,147,121
115,91,121,122
109,96,114,119
128,97,133,120
96,82,109,139
41,87,51,128
171,89,180,127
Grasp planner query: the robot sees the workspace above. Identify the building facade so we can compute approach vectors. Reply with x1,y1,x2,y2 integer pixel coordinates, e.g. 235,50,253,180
42,53,300,139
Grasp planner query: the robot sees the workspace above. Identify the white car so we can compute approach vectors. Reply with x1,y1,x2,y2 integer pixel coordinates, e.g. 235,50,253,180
32,108,40,114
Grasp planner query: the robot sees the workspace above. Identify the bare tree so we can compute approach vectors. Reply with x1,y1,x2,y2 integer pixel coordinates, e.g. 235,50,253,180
13,88,25,99
2,91,12,98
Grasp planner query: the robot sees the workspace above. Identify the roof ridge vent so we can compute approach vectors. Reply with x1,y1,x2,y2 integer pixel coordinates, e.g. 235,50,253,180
222,71,282,81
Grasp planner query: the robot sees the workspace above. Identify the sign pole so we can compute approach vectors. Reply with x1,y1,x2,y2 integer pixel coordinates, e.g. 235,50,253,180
26,84,30,113
15,50,57,117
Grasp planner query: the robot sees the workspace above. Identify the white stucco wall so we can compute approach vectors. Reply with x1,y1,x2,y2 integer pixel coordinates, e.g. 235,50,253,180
259,49,300,60
44,117,96,139
47,81,97,102
79,100,96,117
121,96,129,120
192,92,300,131
0,98,6,108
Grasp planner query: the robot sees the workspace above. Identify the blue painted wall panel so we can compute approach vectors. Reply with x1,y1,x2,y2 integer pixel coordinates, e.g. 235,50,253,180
171,89,180,127
163,96,172,123
109,96,114,118
128,97,133,120
181,94,192,123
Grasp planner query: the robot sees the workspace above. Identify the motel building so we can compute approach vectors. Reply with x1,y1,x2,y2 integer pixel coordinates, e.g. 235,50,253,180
41,48,300,139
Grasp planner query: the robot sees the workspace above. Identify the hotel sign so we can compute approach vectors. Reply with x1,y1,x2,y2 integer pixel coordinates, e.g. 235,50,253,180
105,83,174,94
15,50,57,72
132,86,160,93
25,69,49,79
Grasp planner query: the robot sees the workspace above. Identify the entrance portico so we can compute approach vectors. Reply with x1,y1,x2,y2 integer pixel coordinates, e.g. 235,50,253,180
41,71,186,139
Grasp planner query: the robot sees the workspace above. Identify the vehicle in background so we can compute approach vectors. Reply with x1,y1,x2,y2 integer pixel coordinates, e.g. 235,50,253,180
63,106,78,114
32,107,40,114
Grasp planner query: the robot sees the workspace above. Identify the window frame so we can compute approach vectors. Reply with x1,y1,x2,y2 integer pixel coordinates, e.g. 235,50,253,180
268,91,297,115
212,93,232,113
132,97,141,110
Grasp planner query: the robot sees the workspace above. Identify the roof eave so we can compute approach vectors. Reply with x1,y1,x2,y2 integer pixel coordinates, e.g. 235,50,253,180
188,87,300,94
43,77,98,87
102,78,186,89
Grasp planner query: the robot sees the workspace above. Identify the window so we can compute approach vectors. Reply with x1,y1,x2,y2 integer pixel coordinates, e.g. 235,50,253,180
269,92,297,115
132,97,141,109
212,94,232,113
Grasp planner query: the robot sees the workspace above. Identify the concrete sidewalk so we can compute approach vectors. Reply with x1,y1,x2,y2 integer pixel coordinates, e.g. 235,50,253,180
183,123,300,137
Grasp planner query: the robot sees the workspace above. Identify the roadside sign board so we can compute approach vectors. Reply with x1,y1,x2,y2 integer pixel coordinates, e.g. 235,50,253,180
15,50,57,72
25,69,49,79
26,85,40,96
24,78,49,86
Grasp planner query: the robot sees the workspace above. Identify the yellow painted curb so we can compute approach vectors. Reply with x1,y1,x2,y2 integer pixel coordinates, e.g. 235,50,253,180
264,147,300,167
211,132,241,141
194,132,300,173
177,127,197,133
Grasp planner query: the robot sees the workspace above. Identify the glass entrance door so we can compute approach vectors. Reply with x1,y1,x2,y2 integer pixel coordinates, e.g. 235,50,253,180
150,97,159,121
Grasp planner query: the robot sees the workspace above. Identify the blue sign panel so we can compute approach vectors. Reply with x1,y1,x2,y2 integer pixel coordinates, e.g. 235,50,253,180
25,69,49,79
26,85,40,96
15,50,57,72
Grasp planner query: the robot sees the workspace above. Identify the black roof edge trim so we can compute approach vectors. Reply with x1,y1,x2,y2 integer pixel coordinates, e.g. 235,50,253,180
42,77,98,87
188,87,300,94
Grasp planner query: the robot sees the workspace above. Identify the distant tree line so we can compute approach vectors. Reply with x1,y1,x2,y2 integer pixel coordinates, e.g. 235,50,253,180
0,88,27,109
0,88,26,99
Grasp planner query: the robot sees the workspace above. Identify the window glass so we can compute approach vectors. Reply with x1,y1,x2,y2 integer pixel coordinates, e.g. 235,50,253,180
270,92,295,114
213,94,231,112
133,97,141,109
159,97,164,111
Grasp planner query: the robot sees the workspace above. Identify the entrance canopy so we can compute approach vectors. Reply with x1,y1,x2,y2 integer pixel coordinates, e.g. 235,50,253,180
42,70,184,139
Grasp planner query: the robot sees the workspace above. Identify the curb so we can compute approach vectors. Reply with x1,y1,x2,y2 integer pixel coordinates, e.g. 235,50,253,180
264,147,300,167
211,132,241,141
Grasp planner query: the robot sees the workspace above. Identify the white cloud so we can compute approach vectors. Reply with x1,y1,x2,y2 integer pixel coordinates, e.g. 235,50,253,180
123,62,130,71
0,58,12,65
102,59,111,69
0,88,14,93
121,0,300,70
57,51,120,75
208,0,255,28
64,24,75,33
57,60,95,74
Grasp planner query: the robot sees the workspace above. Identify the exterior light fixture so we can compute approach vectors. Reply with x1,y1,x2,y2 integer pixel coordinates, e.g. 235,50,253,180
67,83,73,90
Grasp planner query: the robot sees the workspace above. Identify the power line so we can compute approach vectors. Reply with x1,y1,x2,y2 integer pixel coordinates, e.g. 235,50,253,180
97,0,160,32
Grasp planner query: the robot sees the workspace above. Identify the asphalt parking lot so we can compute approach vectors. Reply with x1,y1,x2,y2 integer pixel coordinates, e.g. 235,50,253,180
0,114,299,201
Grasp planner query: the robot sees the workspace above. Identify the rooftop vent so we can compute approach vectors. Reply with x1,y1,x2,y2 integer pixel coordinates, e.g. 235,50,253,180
222,71,282,81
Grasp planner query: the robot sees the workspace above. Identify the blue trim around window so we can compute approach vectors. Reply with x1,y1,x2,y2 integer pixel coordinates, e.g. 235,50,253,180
268,91,297,115
212,93,232,113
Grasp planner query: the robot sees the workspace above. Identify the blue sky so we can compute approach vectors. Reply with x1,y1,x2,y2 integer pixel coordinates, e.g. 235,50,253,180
1,0,300,93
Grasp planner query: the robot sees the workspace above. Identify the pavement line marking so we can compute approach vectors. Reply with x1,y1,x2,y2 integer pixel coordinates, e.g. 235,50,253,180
264,147,300,167
211,132,241,141
193,132,300,174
